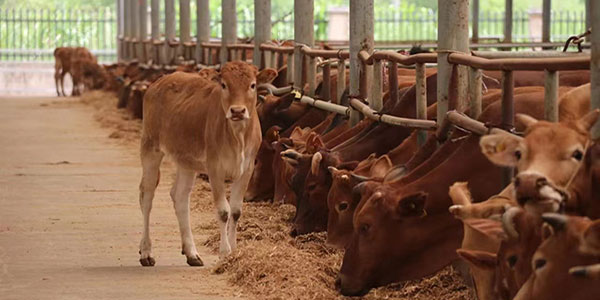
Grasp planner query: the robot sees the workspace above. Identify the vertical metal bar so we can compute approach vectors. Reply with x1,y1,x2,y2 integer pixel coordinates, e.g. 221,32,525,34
501,70,514,187
472,0,479,43
542,0,551,43
336,58,346,105
504,0,513,43
221,0,237,64
254,0,271,67
544,70,559,122
389,61,398,106
591,0,600,138
370,59,383,111
469,67,483,119
150,0,160,64
179,0,190,61
139,0,148,62
165,0,175,64
123,2,129,60
586,0,592,42
131,0,140,59
197,0,210,63
286,52,294,84
416,62,427,146
293,0,314,90
321,63,331,100
270,51,277,69
349,0,374,126
437,0,470,125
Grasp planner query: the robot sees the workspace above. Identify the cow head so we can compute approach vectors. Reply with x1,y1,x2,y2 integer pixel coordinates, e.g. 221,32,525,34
564,142,600,218
513,214,600,300
336,183,461,296
245,125,281,202
216,62,277,124
256,93,308,135
480,110,600,214
326,156,392,248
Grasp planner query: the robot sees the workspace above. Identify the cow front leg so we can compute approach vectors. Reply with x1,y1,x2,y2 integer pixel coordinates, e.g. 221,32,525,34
208,169,231,257
228,168,253,251
171,166,203,266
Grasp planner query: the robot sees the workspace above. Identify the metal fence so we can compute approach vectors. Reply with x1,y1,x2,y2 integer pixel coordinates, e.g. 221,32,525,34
0,7,587,62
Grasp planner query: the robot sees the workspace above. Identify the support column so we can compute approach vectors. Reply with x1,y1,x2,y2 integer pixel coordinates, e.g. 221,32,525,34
124,0,132,60
221,0,237,64
586,0,591,42
197,0,210,63
437,0,470,125
180,0,191,60
504,0,513,43
542,0,551,43
472,0,479,43
293,0,314,89
349,0,374,126
254,0,271,67
117,0,124,61
139,0,148,62
165,0,176,64
591,0,600,138
151,0,160,64
131,0,140,59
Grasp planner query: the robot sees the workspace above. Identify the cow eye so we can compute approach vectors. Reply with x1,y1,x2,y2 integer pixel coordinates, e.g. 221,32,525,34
515,150,522,160
534,258,547,270
572,149,583,161
250,83,256,89
307,183,317,191
338,202,349,211
359,223,370,235
221,82,227,89
507,255,518,268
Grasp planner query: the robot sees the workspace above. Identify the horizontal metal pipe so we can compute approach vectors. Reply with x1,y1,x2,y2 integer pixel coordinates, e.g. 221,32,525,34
301,45,350,59
473,51,590,58
260,43,294,54
446,111,515,136
257,84,293,96
350,98,437,129
363,50,437,65
300,96,350,116
448,53,590,71
227,43,255,50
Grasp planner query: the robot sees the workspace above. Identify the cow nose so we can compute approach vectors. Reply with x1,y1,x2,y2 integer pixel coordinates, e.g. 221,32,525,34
230,106,246,115
290,228,298,237
335,276,342,290
515,173,550,205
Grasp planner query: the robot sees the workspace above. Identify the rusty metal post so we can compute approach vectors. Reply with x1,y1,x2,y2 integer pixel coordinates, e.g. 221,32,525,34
472,0,479,43
544,70,559,122
336,59,346,104
254,0,271,67
197,0,210,64
542,0,551,44
504,0,513,43
349,0,374,126
416,63,427,146
437,0,470,125
117,0,124,61
321,64,331,100
469,67,483,119
502,70,514,186
370,59,383,111
165,0,175,64
307,56,317,96
139,0,148,63
293,0,314,90
592,0,600,138
286,52,294,84
222,0,237,64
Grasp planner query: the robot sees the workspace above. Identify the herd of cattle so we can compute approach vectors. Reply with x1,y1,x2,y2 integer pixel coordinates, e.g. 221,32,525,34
55,45,600,299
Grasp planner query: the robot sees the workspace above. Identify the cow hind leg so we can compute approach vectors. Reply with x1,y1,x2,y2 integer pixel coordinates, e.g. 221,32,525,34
207,169,231,257
138,146,163,267
228,169,253,252
171,166,203,266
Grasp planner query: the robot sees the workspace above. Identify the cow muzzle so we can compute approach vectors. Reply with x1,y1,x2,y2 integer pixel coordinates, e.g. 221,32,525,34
514,172,567,214
227,105,249,121
335,274,370,296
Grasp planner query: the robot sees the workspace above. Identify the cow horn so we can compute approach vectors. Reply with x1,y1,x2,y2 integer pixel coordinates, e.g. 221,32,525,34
502,206,522,240
327,166,338,174
281,149,301,160
541,213,568,232
570,264,600,279
351,174,369,182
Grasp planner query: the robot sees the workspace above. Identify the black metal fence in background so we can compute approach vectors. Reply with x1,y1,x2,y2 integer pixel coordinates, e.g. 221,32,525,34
0,7,587,62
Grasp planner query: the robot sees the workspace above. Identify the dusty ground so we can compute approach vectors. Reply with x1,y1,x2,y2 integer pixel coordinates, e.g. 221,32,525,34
0,91,475,300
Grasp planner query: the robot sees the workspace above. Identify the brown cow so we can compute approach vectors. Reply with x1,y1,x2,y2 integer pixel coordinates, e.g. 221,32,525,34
54,47,74,96
138,62,277,266
70,47,96,96
513,214,600,300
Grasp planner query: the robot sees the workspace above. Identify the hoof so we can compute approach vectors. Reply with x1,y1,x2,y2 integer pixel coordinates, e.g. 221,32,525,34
139,256,156,267
186,255,204,267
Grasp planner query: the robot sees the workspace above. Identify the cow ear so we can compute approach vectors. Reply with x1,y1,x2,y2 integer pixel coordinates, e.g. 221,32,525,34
457,249,497,270
383,165,407,183
577,109,600,132
311,152,322,176
397,192,428,218
275,93,295,113
256,68,278,84
370,155,393,179
480,133,523,167
516,113,539,128
583,219,600,251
